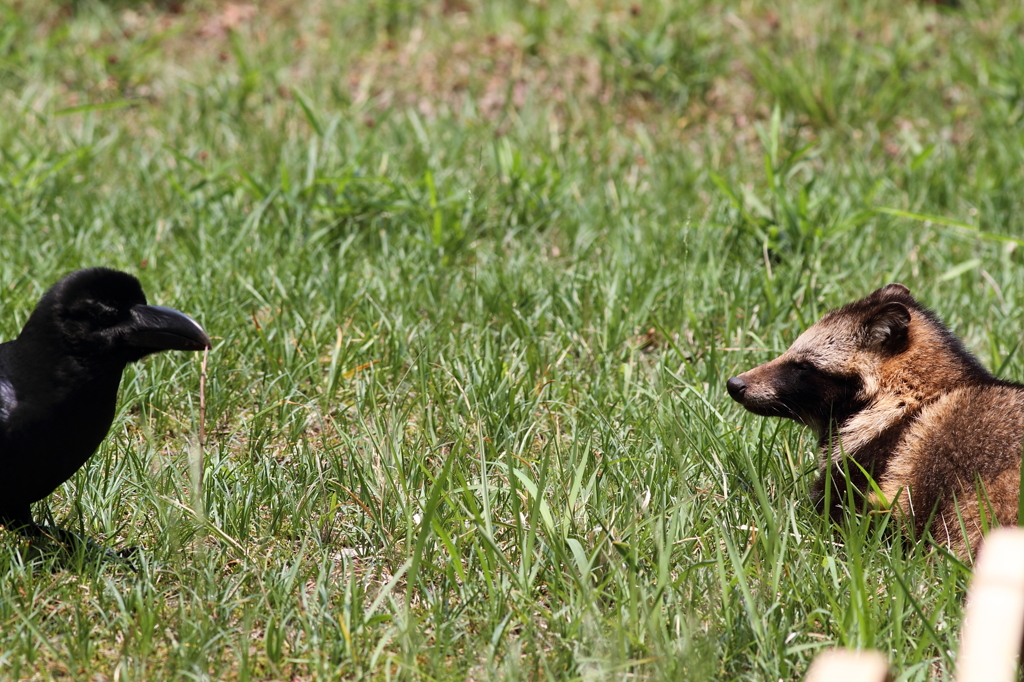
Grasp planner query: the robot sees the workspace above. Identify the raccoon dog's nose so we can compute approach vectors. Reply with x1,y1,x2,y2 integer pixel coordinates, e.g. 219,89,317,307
726,376,747,401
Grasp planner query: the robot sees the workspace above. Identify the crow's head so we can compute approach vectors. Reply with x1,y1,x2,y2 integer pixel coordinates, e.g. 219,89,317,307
22,268,211,364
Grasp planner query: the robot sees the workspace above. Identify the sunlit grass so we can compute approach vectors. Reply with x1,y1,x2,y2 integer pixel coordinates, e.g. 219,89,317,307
1,0,1022,679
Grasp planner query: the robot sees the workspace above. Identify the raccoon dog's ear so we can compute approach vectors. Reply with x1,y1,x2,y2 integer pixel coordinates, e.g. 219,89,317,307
878,282,911,298
864,302,911,349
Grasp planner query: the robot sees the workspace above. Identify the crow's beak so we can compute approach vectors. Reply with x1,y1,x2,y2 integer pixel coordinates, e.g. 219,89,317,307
128,305,212,351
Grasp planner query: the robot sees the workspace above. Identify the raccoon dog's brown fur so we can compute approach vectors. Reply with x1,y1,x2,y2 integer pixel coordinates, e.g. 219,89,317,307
726,283,1024,559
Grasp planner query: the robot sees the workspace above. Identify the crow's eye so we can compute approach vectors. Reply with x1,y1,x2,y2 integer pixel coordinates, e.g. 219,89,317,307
69,300,120,325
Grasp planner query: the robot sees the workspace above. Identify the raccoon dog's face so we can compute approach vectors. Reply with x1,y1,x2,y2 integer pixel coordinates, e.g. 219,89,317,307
726,284,913,435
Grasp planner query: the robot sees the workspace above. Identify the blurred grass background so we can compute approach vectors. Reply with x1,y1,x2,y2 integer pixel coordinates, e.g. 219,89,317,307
1,0,1022,679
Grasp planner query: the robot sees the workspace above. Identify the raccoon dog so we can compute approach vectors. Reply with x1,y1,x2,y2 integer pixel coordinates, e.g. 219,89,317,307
726,283,1024,559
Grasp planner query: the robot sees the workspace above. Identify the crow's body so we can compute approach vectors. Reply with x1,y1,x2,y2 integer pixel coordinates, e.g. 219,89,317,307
0,268,210,544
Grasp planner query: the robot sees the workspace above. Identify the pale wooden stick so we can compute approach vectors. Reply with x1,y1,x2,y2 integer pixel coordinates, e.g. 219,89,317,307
805,650,889,682
189,348,209,520
199,348,208,448
956,527,1024,682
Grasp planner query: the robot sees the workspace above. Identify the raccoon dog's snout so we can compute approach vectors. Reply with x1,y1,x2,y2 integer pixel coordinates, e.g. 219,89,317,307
726,376,747,400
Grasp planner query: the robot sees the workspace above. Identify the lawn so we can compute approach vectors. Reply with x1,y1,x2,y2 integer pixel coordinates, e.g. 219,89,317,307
1,0,1023,679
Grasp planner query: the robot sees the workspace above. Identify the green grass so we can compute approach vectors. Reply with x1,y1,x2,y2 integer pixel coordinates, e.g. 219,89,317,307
1,0,1023,678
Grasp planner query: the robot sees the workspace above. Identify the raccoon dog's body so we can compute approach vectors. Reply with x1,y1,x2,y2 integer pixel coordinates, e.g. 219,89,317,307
726,283,1024,559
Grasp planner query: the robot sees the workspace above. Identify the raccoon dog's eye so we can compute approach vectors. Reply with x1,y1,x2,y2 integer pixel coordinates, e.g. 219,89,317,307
792,360,815,372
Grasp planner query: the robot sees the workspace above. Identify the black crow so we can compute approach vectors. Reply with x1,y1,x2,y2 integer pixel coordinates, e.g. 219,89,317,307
0,268,211,554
